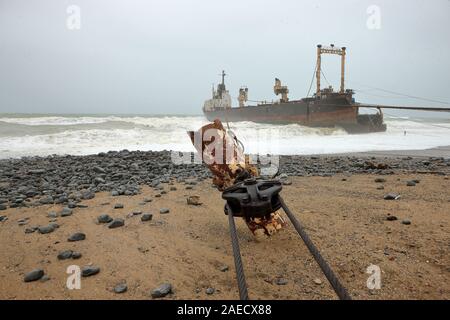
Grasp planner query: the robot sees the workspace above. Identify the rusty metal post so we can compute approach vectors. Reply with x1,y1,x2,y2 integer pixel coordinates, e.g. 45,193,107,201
316,44,322,97
340,47,346,93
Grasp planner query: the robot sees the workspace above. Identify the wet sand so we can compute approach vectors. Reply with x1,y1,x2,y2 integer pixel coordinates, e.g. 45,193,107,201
0,172,449,300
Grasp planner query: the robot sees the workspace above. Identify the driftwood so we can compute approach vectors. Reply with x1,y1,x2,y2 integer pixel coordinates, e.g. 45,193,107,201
188,119,285,237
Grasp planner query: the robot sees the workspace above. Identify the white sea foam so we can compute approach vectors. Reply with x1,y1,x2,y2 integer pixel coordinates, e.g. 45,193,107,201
0,115,449,159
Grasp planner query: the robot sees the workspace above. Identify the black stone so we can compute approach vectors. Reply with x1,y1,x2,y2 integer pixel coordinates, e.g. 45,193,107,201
384,193,400,200
141,213,153,222
68,232,86,242
98,214,113,223
47,211,58,218
151,283,172,298
81,266,100,277
114,283,128,294
57,250,73,260
71,252,82,259
60,207,73,217
108,218,125,229
38,225,55,234
24,269,45,282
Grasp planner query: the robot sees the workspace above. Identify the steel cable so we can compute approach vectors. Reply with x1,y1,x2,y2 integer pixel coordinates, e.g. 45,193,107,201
226,204,249,300
279,196,352,300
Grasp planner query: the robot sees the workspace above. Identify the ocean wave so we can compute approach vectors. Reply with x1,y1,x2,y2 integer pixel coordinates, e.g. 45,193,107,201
0,115,449,159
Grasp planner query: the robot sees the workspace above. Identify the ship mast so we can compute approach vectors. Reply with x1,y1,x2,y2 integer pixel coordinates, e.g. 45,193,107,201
316,44,346,96
221,70,226,86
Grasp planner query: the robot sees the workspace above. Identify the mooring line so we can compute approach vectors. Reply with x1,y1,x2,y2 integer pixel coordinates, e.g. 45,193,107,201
226,204,249,300
279,196,352,300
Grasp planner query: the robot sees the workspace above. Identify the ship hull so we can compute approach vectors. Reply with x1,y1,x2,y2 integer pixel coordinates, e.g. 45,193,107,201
204,100,386,133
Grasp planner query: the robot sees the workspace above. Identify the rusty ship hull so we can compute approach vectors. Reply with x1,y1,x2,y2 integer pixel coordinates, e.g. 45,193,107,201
204,100,387,133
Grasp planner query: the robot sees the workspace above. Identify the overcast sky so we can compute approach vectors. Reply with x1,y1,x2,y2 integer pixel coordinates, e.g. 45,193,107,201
0,0,449,115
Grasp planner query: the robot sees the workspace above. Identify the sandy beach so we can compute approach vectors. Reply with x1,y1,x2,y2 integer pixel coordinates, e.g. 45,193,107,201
0,150,449,300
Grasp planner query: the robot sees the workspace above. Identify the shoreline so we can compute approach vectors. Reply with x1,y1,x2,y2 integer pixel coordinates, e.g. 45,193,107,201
1,148,449,211
1,145,449,162
326,145,450,159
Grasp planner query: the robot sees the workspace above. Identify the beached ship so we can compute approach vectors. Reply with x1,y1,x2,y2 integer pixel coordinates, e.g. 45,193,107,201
203,45,388,134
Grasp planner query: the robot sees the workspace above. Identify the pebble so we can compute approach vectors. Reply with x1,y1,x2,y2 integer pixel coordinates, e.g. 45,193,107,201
141,213,153,222
406,180,416,187
151,283,172,298
25,227,36,234
57,250,73,260
24,269,45,282
68,232,86,242
60,207,73,217
275,278,288,285
132,211,142,216
160,208,170,214
376,185,384,190
81,266,100,277
38,224,55,234
114,283,128,294
0,215,7,221
47,211,58,218
108,218,125,229
0,151,447,212
72,252,82,259
187,196,202,206
205,287,215,295
384,193,400,200
98,214,113,223
313,278,323,285
49,222,59,229
402,219,411,225
219,265,229,272
386,215,398,221
40,275,51,282
114,204,124,209
374,178,386,183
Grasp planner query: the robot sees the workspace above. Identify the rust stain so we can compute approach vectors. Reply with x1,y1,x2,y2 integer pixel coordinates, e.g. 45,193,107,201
188,119,285,237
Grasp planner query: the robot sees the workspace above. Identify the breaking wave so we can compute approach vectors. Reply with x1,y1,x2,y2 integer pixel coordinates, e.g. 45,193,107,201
0,114,449,159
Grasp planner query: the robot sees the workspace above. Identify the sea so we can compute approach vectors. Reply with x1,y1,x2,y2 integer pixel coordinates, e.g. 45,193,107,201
0,114,449,159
